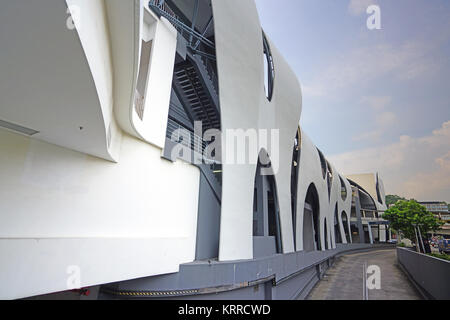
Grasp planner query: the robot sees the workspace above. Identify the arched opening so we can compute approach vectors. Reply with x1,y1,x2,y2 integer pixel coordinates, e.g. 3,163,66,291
339,176,347,201
334,204,342,244
341,211,351,243
324,218,329,250
303,184,321,252
253,151,282,256
291,127,301,250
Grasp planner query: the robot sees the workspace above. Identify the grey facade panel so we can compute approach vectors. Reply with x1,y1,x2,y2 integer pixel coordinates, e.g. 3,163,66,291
195,174,221,260
397,248,450,300
99,244,395,300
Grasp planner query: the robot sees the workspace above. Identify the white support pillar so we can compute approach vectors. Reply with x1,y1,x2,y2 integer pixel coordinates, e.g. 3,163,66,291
379,225,387,242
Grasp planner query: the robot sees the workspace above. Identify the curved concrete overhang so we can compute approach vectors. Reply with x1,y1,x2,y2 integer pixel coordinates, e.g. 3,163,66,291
376,173,387,211
106,1,177,149
0,0,117,161
105,0,142,139
347,173,387,211
338,175,353,244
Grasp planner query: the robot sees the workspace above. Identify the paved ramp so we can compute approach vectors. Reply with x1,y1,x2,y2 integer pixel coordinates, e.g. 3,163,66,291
307,249,422,300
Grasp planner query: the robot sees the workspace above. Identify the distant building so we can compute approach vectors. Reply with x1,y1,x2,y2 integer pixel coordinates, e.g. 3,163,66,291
345,174,390,244
419,201,449,214
419,201,450,236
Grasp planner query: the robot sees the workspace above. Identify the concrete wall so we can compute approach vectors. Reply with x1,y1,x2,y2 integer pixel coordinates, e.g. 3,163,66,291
0,129,201,299
397,248,450,300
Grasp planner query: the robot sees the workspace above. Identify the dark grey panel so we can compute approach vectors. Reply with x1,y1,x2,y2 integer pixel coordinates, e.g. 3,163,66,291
253,236,276,258
99,244,395,300
195,174,221,260
397,248,450,300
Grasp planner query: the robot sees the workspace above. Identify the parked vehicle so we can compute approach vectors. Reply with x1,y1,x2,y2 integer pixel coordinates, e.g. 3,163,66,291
438,239,450,254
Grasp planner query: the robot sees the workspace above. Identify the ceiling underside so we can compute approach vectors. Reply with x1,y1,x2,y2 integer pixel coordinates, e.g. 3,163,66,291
0,0,111,160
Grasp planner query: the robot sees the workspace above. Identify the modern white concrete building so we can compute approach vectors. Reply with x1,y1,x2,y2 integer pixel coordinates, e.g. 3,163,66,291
0,0,389,300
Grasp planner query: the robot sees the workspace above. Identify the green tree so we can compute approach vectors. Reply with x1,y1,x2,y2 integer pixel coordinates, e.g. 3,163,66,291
385,194,407,206
382,200,444,242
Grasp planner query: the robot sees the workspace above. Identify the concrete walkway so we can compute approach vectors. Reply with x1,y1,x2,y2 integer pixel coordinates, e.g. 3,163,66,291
307,249,422,300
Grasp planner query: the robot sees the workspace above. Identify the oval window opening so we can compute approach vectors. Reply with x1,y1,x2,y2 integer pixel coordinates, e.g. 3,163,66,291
263,32,275,101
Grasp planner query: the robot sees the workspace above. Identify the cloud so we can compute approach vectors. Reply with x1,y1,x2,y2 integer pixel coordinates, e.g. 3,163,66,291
352,130,383,142
403,151,450,202
301,84,325,97
305,40,438,97
361,96,392,111
352,97,397,142
348,0,377,16
375,111,396,127
329,121,450,202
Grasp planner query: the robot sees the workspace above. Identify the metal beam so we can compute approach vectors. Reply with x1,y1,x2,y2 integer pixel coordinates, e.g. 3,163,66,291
194,16,213,51
190,0,200,45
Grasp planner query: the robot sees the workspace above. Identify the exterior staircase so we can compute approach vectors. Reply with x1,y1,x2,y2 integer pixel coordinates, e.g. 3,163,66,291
172,55,220,131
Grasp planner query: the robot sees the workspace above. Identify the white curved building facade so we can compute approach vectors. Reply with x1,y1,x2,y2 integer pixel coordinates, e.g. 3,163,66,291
0,0,388,300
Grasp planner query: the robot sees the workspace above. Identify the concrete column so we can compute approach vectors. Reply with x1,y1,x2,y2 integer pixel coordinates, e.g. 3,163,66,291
368,223,374,244
354,196,365,243
379,225,386,242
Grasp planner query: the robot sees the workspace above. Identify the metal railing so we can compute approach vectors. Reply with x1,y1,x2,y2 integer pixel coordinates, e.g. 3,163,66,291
149,0,178,20
166,118,219,164
148,0,215,50
202,56,219,94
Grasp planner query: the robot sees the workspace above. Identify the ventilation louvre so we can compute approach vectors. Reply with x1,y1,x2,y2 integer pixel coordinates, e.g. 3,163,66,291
0,119,39,136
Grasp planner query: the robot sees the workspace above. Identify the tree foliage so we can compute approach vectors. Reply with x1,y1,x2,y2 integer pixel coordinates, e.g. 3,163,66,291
385,194,407,206
382,200,444,242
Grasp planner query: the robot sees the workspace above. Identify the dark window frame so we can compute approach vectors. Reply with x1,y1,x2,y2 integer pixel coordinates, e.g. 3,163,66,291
263,32,275,101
